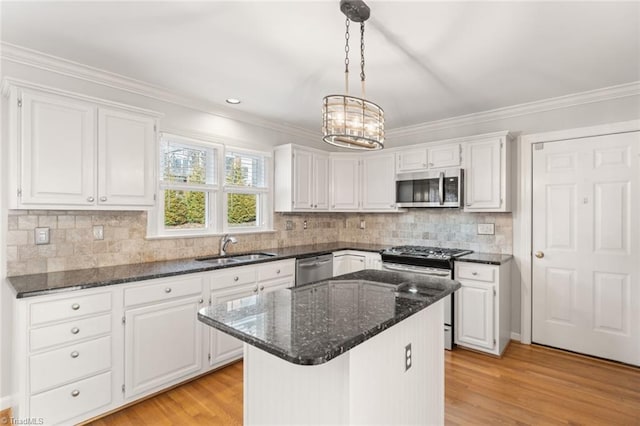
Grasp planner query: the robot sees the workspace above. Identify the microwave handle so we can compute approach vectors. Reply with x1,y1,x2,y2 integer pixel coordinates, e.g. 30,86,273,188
438,172,444,205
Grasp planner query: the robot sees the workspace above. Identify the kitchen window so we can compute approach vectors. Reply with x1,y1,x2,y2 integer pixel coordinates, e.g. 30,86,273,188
149,133,272,238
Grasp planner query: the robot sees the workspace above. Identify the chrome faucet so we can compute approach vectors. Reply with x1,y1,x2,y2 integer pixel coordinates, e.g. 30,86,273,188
220,234,238,256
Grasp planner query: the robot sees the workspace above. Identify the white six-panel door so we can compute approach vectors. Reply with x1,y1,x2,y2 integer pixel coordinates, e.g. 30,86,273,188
532,131,639,365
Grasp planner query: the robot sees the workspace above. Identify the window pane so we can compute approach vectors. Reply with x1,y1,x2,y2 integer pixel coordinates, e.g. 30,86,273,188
161,137,216,185
227,193,257,227
164,190,207,229
225,151,266,188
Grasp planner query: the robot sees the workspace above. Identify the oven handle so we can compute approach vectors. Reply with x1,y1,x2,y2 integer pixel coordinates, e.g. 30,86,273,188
438,171,445,205
382,263,451,277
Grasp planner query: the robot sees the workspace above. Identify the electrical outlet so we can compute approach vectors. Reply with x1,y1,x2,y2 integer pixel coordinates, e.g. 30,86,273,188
93,225,104,240
405,343,412,371
34,227,50,245
477,223,495,235
285,220,293,230
303,220,308,230
359,220,366,229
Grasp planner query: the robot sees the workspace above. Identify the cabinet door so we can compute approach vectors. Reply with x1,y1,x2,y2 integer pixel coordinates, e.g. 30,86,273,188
261,277,294,293
349,255,366,273
313,154,330,209
364,253,382,270
362,154,396,210
98,108,156,206
465,139,502,210
20,90,96,206
292,149,313,210
455,281,495,350
124,297,202,399
330,157,360,210
333,255,350,276
209,284,257,366
427,144,460,168
396,148,427,172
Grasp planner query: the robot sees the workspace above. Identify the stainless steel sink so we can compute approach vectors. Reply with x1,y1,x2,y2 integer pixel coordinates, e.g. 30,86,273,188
196,257,240,265
229,252,276,261
196,252,276,264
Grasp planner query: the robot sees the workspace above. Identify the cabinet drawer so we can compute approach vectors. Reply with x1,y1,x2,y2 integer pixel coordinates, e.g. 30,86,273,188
456,264,496,283
30,371,112,425
212,266,256,290
30,313,111,352
258,261,295,282
30,292,111,326
124,276,203,307
30,335,111,393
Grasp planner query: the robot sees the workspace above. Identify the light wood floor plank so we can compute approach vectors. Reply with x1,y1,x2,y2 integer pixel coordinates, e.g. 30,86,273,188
88,343,640,425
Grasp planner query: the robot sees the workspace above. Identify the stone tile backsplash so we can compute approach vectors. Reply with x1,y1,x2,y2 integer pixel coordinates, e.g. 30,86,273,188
6,209,511,276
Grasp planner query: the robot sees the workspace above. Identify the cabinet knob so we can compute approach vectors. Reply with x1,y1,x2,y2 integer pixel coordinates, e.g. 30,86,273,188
87,196,94,202
198,298,204,304
314,204,318,208
165,287,172,293
535,251,545,259
276,269,281,274
390,204,395,208
260,285,265,291
99,196,107,202
465,203,472,207
71,303,80,311
234,276,239,282
428,163,434,167
253,287,259,293
71,327,80,335
71,389,80,397
471,272,478,276
70,351,79,359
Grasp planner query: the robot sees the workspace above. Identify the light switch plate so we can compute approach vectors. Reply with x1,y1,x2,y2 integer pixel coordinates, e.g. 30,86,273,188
93,225,104,240
477,223,495,235
34,227,50,245
285,220,293,230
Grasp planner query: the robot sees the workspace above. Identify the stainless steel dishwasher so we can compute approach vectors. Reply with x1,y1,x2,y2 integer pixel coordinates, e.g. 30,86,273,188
295,254,333,286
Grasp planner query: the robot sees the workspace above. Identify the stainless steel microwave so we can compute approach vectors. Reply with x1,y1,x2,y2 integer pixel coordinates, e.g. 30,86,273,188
395,168,463,208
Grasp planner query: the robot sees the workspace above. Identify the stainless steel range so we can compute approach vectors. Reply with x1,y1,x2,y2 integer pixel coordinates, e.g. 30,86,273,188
381,245,472,350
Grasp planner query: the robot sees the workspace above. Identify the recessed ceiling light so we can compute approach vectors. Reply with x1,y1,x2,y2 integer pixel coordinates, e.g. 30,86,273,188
226,98,241,105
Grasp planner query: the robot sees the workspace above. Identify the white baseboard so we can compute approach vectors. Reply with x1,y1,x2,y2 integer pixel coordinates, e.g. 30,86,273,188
510,332,522,342
0,394,14,411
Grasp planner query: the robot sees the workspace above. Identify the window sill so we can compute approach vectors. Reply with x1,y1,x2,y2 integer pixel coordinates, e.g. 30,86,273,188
145,229,277,240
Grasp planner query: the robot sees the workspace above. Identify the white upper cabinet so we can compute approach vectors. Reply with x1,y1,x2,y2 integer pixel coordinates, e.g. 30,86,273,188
330,156,360,210
361,153,396,210
464,135,512,212
98,108,156,206
19,90,97,206
396,148,428,172
5,84,160,210
274,144,329,212
396,144,460,173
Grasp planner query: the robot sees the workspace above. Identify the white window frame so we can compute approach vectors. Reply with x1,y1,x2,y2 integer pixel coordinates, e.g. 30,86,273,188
223,147,273,233
147,132,273,238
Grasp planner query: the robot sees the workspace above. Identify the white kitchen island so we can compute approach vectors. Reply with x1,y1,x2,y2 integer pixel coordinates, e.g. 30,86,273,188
198,270,459,425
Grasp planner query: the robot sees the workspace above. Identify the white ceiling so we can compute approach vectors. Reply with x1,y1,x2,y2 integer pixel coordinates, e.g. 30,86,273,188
2,1,639,133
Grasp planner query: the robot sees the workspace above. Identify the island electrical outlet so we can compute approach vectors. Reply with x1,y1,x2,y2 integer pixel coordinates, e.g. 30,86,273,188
405,343,412,371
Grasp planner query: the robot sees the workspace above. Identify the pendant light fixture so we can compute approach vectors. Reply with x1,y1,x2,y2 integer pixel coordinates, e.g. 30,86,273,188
322,0,384,150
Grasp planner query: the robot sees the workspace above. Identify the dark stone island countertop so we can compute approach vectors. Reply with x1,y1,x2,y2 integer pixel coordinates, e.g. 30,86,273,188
7,242,388,298
197,269,460,365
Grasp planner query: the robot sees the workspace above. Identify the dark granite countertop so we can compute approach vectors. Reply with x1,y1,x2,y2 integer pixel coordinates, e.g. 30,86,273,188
198,269,460,365
7,242,388,298
456,252,513,265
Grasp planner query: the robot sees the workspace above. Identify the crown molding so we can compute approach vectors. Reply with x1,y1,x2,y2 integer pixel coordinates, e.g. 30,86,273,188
0,42,318,141
387,81,640,139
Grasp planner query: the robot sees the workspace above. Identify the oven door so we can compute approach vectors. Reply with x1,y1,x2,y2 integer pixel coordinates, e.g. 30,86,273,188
382,262,454,350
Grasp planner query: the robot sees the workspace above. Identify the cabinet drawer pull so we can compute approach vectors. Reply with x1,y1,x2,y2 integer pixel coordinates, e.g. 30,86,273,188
70,351,79,358
234,276,239,282
99,196,107,202
71,389,80,397
71,327,80,335
71,303,80,311
164,288,172,293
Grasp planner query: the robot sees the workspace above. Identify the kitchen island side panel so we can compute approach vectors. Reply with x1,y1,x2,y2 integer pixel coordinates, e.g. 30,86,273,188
243,301,443,425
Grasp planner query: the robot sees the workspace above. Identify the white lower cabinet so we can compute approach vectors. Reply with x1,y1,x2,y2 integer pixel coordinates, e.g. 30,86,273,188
333,250,382,276
454,260,511,356
13,258,297,424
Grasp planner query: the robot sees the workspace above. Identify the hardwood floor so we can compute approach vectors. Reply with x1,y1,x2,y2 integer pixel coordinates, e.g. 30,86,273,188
88,343,640,425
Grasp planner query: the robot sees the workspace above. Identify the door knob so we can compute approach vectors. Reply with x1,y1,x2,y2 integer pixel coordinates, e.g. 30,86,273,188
535,251,545,259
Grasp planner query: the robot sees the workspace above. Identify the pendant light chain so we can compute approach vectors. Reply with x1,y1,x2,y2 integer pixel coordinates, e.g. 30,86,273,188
360,22,366,97
344,18,351,94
